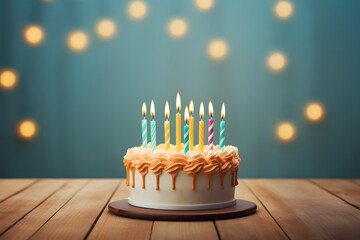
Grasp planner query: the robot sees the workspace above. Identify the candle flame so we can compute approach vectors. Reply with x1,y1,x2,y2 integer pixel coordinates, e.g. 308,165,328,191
142,102,146,117
150,100,155,118
221,103,225,119
176,92,181,112
189,100,194,115
199,102,204,119
165,101,170,119
208,101,214,117
184,106,189,123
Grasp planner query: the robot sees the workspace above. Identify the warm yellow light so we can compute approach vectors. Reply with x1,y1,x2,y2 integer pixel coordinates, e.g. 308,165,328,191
24,25,44,46
276,122,296,142
267,52,287,72
165,101,170,119
128,1,148,21
221,103,225,119
184,106,189,123
189,100,194,115
274,1,294,20
67,31,89,53
305,102,325,123
195,0,214,12
150,100,155,118
208,101,214,117
208,39,229,61
17,119,38,140
0,69,18,90
142,102,147,116
168,18,188,39
199,102,204,119
176,92,181,112
96,19,116,40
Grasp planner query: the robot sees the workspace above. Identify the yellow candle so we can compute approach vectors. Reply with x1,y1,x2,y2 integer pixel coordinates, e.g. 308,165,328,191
176,93,182,152
189,100,194,150
164,101,170,150
199,102,204,152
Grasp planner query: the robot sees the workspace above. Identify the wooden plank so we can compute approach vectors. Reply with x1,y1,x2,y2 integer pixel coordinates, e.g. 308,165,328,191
1,179,88,240
30,179,119,240
87,180,153,240
0,179,66,235
0,179,37,202
151,221,218,240
245,179,360,240
215,180,288,240
311,179,360,209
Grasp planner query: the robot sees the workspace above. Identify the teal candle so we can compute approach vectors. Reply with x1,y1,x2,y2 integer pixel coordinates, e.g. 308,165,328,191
150,100,156,152
220,103,226,150
184,106,189,154
141,102,147,148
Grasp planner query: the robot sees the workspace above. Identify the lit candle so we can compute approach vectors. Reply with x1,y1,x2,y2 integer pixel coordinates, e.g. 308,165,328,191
164,101,170,150
220,103,226,150
199,102,204,152
208,101,214,150
150,100,156,152
184,106,189,154
141,102,147,148
189,100,194,150
176,93,182,152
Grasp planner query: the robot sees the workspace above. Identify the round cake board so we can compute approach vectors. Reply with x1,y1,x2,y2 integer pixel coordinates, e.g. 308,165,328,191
108,199,257,221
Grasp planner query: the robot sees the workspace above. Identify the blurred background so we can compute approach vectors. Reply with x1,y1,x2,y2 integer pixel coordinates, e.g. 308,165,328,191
1,0,360,178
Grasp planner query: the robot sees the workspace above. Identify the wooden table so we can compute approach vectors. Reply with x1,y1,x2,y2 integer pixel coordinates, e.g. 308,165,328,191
0,179,359,240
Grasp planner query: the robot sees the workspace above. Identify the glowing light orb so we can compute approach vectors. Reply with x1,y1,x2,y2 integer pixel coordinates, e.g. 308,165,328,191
17,119,38,140
67,31,89,53
24,25,45,46
0,69,18,90
96,19,117,40
195,0,214,12
208,39,229,61
128,1,148,21
267,52,287,72
168,18,188,39
305,102,325,123
276,121,296,142
274,1,293,20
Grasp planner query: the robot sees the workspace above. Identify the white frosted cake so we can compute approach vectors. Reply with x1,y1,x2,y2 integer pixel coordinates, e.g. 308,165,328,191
124,144,241,210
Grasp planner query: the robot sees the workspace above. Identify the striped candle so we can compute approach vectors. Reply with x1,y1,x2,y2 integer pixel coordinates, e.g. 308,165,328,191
150,100,156,152
220,103,226,150
208,101,214,150
141,102,147,148
184,106,189,154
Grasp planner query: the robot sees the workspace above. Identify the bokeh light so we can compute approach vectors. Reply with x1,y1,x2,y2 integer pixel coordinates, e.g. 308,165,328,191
195,0,214,12
96,19,117,40
305,102,325,123
267,52,287,72
24,25,45,46
0,69,18,90
208,39,229,61
128,1,148,21
67,31,89,53
168,18,188,39
276,121,296,142
274,1,294,20
17,119,38,141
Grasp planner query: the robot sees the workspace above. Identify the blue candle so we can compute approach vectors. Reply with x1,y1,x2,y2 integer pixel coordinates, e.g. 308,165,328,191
184,106,189,154
141,102,147,148
150,100,156,152
220,103,226,150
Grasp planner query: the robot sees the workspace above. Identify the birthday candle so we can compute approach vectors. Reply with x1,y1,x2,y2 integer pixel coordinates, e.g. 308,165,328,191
208,101,214,150
184,106,189,154
164,101,170,150
176,93,182,152
220,103,226,150
150,100,156,152
199,102,204,152
141,102,147,148
189,100,194,150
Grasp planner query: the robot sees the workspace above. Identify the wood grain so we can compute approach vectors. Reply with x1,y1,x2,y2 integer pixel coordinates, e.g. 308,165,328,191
215,180,288,240
88,180,153,240
245,179,360,240
0,179,37,202
0,179,66,235
30,179,119,240
311,179,360,209
1,180,88,240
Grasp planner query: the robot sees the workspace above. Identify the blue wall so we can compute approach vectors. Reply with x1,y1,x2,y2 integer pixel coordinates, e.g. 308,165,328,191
1,0,360,178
